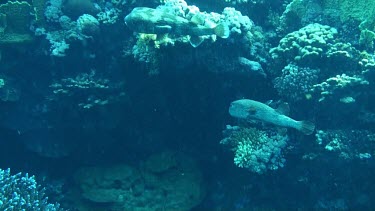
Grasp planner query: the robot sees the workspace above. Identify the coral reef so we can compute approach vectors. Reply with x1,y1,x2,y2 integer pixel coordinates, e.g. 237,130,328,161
0,168,61,210
44,0,63,22
221,126,288,174
315,129,375,160
223,0,268,5
49,70,126,109
0,1,35,44
270,23,338,74
1,0,375,209
32,0,47,26
268,22,375,105
321,0,375,30
76,14,100,37
74,150,206,211
0,76,20,102
311,73,369,102
279,0,375,42
62,0,98,19
274,63,320,102
39,0,109,56
127,0,265,75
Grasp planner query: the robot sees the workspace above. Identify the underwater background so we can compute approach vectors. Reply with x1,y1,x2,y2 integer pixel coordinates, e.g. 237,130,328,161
1,0,375,210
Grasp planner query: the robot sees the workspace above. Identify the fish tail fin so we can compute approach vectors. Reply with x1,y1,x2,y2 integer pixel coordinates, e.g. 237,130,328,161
189,36,204,47
214,23,230,38
297,121,315,135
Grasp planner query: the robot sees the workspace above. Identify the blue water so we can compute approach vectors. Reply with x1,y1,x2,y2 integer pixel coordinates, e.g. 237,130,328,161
0,0,374,210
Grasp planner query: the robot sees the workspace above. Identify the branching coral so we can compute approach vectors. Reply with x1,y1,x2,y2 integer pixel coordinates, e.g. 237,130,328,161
221,126,288,174
0,168,62,210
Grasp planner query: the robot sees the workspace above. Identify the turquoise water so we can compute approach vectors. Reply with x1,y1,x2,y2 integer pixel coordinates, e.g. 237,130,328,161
0,0,374,210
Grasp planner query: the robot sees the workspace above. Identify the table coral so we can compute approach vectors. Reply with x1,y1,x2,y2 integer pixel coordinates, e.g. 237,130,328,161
49,70,126,109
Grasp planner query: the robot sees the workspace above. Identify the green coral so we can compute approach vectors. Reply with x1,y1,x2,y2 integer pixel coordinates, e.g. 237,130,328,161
280,0,375,31
279,0,316,31
322,0,375,30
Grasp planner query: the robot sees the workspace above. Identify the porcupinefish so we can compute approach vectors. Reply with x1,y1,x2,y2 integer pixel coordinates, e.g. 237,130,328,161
124,7,230,47
229,99,315,135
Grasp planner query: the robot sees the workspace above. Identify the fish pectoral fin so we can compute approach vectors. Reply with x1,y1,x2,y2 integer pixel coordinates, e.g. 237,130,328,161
275,102,290,115
248,106,257,115
154,25,172,34
246,119,258,124
189,36,204,47
276,127,288,136
265,100,273,105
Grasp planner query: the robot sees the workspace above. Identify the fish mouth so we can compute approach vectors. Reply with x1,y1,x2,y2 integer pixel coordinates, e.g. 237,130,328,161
124,15,130,25
229,102,237,108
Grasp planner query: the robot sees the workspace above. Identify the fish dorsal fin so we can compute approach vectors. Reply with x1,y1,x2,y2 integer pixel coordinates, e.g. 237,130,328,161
265,100,273,105
190,13,205,25
275,103,290,115
155,25,172,34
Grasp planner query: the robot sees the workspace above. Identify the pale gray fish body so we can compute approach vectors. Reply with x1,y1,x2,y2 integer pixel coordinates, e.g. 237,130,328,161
229,99,315,135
